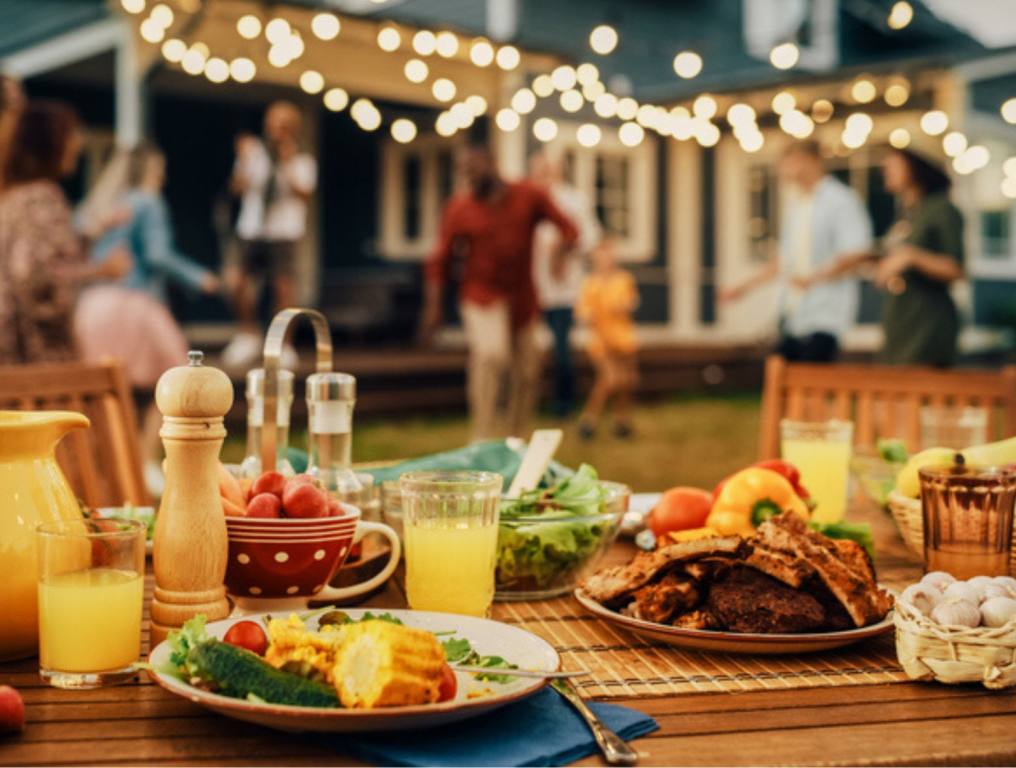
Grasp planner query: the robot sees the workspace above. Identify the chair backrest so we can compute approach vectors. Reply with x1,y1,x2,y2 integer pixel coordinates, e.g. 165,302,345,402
0,360,148,508
758,355,1016,458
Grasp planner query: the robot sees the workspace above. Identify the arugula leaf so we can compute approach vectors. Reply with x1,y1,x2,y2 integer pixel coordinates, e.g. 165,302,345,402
441,636,518,682
441,637,472,663
357,612,403,625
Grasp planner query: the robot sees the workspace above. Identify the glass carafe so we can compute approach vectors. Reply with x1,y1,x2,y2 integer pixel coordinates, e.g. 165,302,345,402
306,372,362,503
240,368,295,478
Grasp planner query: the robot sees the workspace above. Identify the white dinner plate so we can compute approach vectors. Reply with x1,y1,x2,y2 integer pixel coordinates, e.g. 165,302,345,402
574,588,894,655
148,608,559,733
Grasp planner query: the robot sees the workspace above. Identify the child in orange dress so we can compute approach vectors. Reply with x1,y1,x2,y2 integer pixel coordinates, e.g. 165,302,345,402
576,238,639,439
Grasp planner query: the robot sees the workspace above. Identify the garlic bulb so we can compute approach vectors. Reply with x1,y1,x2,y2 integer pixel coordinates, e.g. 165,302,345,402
980,597,1016,628
983,582,1016,602
930,598,981,628
942,581,979,605
965,575,993,603
993,575,1016,592
900,583,941,617
921,571,955,592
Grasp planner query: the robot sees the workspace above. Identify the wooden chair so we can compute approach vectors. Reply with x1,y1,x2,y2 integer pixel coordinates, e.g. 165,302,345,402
0,360,149,508
758,355,1016,458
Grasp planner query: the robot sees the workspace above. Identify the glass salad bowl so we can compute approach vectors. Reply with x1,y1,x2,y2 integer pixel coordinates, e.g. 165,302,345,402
495,470,630,601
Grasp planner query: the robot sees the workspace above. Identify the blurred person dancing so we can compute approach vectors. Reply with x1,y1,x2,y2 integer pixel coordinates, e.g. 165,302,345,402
529,152,600,417
223,100,316,370
74,143,221,492
0,101,130,364
804,148,964,366
719,140,872,362
576,238,639,440
420,143,578,441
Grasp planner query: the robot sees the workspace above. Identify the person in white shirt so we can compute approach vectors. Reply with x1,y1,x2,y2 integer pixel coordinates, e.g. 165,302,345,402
529,153,601,415
222,101,317,370
719,140,872,362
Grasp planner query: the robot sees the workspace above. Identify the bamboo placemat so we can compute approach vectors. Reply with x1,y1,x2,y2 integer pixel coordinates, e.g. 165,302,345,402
491,597,908,698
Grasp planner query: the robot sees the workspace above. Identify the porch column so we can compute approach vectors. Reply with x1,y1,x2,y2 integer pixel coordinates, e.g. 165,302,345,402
115,21,142,147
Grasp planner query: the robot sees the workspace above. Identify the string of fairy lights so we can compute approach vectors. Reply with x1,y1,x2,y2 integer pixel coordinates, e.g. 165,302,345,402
121,0,1016,197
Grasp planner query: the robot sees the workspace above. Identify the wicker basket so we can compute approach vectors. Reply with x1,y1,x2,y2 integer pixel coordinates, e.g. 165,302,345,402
887,490,1016,573
894,599,1016,689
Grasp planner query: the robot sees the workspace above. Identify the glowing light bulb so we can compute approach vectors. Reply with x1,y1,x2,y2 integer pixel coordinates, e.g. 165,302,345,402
618,121,644,147
377,26,401,51
161,38,186,62
576,123,602,148
964,144,990,170
139,19,166,43
672,51,702,79
851,79,876,104
560,89,583,113
769,42,799,70
636,104,659,128
771,91,796,115
1002,177,1016,199
229,57,256,83
149,3,173,27
533,75,554,98
311,13,340,41
495,108,520,132
204,57,229,83
190,41,209,58
920,110,948,136
412,30,436,56
594,93,618,118
589,24,618,55
533,117,558,142
726,103,755,127
470,38,494,66
576,63,599,86
285,33,305,59
695,120,720,147
237,14,261,39
267,46,290,68
551,65,577,91
391,118,417,144
121,0,145,14
404,59,428,83
669,107,694,140
436,111,457,137
436,31,459,58
741,133,764,153
582,81,605,101
465,95,487,116
450,103,474,129
692,94,717,119
1003,157,1016,177
942,131,967,157
888,128,910,149
1001,98,1016,124
265,18,290,45
884,82,909,107
616,97,638,121
780,109,814,138
496,45,520,70
299,70,324,94
811,99,834,123
323,87,349,111
432,78,456,102
888,1,914,30
511,88,537,115
845,112,873,135
181,49,205,74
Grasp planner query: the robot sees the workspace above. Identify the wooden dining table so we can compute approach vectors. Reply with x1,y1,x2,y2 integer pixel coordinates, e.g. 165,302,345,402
2,498,1015,767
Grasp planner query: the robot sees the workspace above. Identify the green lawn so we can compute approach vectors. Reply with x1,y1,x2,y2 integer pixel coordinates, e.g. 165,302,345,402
225,393,762,492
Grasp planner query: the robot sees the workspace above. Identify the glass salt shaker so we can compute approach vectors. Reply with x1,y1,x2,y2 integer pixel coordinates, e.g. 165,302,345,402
306,372,363,503
240,368,296,478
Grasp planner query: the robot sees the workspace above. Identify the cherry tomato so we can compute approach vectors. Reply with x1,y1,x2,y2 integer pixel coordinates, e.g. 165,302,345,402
223,620,268,656
647,487,712,539
437,663,457,702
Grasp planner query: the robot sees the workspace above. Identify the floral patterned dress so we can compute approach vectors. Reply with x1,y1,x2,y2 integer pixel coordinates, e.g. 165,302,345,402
0,181,84,364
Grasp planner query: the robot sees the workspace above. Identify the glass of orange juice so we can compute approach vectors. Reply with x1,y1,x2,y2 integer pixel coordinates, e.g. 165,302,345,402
401,471,502,617
781,419,854,524
36,518,146,688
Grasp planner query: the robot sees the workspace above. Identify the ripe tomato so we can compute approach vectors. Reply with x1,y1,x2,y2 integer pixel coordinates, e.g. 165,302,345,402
647,487,712,539
437,663,457,702
223,620,268,656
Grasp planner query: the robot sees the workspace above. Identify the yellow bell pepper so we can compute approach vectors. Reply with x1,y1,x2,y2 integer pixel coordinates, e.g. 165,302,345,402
706,467,810,536
664,526,718,544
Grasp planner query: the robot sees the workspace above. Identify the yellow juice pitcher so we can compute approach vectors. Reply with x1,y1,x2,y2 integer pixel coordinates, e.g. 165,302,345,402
0,410,90,661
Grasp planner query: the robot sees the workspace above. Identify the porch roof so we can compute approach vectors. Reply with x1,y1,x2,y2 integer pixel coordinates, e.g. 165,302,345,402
0,0,109,58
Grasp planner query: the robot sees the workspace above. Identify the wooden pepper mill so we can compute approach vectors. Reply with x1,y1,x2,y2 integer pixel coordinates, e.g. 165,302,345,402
150,350,233,646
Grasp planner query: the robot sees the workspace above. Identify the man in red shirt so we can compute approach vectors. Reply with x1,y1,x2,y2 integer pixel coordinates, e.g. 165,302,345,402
420,144,579,440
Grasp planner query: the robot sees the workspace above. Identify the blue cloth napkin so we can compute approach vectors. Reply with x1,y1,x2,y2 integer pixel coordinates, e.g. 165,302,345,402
334,688,658,767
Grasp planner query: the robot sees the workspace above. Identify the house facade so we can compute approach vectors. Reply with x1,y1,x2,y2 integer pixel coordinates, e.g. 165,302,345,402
3,0,1014,355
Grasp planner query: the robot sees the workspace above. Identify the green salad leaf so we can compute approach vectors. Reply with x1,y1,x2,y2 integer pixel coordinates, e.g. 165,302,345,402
441,637,517,683
164,614,210,680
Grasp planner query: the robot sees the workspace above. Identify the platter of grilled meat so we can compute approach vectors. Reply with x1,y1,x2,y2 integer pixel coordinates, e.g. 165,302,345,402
576,512,894,654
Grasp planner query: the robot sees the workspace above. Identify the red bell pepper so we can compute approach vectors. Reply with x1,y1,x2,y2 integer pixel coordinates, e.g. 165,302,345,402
712,459,811,505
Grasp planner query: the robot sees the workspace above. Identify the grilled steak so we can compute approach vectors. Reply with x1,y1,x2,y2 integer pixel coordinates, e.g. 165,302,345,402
744,544,812,588
707,566,826,634
625,572,700,624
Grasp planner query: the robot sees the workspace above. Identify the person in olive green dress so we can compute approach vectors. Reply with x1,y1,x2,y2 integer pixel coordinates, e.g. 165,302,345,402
804,148,964,366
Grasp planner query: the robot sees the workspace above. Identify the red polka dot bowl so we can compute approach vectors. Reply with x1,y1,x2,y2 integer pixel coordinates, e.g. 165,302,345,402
224,505,401,612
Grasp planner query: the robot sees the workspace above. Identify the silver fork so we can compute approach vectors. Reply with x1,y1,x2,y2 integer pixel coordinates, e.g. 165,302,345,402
551,679,639,766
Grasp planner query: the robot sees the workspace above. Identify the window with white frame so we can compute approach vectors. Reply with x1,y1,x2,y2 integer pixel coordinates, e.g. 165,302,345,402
545,122,657,262
378,134,460,259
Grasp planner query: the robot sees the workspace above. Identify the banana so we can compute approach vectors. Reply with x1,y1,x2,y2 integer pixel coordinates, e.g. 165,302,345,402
895,448,958,498
895,436,1016,498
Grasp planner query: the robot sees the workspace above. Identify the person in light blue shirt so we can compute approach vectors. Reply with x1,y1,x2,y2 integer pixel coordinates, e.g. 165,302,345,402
719,141,873,362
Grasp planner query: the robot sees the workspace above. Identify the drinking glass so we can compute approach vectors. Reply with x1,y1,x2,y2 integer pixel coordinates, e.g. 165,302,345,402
400,471,502,617
919,464,1016,579
920,406,988,451
780,419,853,524
36,518,146,688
